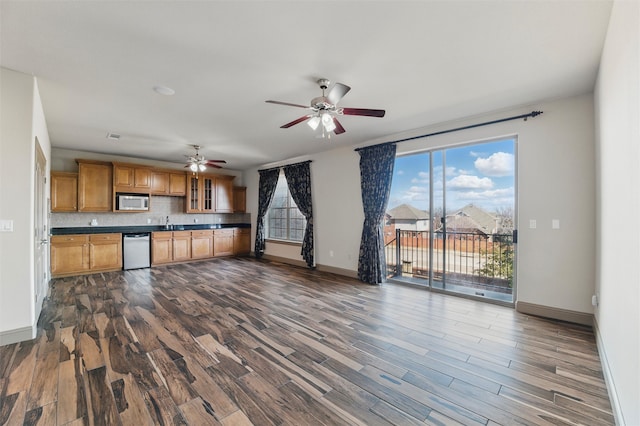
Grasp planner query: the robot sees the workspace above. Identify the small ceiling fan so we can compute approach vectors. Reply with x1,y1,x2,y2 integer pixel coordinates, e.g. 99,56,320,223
265,78,385,137
184,145,226,172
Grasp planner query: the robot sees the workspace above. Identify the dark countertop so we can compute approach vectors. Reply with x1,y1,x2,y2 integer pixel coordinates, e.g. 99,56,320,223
51,223,251,235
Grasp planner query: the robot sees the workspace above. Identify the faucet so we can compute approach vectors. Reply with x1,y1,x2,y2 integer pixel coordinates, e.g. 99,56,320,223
165,216,171,230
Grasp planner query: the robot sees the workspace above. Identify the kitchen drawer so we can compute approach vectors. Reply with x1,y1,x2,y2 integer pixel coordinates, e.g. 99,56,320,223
89,233,121,242
191,230,213,237
51,234,88,244
172,231,191,238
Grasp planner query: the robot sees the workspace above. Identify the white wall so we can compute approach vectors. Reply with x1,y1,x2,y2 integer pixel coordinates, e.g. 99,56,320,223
594,0,639,424
0,68,51,344
247,94,597,317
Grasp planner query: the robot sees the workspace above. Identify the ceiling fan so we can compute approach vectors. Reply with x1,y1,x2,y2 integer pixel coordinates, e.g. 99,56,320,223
265,78,385,137
184,145,226,173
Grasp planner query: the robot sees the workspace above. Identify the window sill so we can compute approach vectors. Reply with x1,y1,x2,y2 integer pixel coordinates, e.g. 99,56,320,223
265,238,302,247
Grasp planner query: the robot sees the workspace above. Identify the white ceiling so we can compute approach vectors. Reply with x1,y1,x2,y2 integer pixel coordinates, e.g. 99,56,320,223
1,1,612,171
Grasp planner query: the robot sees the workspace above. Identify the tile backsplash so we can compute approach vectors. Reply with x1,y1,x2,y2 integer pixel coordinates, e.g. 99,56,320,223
51,196,251,228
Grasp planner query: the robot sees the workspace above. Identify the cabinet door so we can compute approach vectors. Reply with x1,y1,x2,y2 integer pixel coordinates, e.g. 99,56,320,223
233,186,246,213
169,173,187,196
213,229,234,256
51,235,89,276
233,228,251,256
191,230,213,259
78,161,112,212
113,164,134,188
152,232,173,264
89,234,122,271
202,177,214,212
151,171,169,195
173,232,192,261
134,168,151,189
186,176,200,212
215,177,234,213
51,172,78,212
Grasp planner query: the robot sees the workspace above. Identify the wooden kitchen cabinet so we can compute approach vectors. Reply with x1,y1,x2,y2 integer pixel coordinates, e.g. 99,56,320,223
213,229,234,256
151,170,187,196
77,160,112,212
51,233,122,277
51,235,90,276
233,186,246,213
186,175,214,213
172,231,192,261
151,231,173,265
89,234,122,270
51,172,78,212
113,162,152,192
215,176,234,213
152,231,192,264
233,228,251,256
191,230,213,259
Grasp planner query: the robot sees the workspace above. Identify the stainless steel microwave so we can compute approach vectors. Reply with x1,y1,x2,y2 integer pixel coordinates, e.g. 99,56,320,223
116,194,149,211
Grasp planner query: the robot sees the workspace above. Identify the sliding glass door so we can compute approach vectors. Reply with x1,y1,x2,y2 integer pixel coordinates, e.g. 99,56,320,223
386,138,516,303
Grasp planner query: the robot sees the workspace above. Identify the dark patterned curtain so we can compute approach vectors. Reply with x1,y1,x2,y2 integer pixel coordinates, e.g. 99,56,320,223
255,168,280,258
284,161,314,268
357,143,396,284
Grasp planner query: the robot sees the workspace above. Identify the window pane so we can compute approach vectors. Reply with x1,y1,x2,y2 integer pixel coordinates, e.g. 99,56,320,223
265,172,307,242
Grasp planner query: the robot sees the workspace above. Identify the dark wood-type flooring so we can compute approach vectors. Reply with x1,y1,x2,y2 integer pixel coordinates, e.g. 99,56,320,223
0,257,614,425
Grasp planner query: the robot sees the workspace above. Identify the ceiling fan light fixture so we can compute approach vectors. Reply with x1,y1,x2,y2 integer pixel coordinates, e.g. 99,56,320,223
322,113,336,132
190,163,198,172
307,116,320,130
198,164,206,172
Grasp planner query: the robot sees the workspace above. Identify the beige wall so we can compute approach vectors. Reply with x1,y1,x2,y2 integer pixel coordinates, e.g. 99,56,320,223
0,68,51,344
248,93,597,315
594,0,640,424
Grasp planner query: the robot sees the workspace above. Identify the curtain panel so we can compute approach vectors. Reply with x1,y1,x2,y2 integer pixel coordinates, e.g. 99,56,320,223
283,161,314,268
254,168,280,258
357,143,396,284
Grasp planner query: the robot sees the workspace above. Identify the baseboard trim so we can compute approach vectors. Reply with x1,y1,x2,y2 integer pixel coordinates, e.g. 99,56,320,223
515,301,593,326
316,264,358,279
593,317,625,426
0,325,36,346
257,255,359,280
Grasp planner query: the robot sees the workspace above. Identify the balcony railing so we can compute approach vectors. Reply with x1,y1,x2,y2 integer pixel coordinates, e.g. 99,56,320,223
384,229,514,295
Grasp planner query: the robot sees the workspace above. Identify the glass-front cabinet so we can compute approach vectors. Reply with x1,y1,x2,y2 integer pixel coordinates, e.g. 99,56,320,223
186,174,233,213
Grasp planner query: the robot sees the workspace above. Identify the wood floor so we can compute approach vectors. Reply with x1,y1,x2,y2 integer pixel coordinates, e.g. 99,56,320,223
0,257,614,425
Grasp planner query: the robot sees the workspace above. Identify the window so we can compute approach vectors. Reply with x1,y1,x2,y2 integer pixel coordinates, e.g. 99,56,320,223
266,172,306,242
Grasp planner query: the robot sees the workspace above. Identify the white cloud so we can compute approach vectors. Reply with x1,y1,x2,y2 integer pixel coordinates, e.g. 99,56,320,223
411,171,429,184
396,170,405,175
474,152,514,177
447,175,493,190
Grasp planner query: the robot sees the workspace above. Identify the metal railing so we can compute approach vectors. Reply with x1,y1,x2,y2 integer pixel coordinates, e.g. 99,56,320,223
384,229,514,293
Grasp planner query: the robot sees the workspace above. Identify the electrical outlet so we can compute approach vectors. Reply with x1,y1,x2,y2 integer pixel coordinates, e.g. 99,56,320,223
0,219,13,232
529,219,536,229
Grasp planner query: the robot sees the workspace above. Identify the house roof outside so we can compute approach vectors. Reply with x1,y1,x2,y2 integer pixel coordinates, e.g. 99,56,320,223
387,204,429,221
445,204,498,234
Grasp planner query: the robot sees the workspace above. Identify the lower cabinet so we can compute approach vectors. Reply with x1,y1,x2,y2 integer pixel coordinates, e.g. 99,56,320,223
213,229,234,257
51,233,122,277
151,231,192,264
233,228,251,256
191,230,213,259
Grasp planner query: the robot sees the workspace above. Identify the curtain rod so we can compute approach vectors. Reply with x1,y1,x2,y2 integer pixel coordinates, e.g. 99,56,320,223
354,110,543,151
258,159,312,173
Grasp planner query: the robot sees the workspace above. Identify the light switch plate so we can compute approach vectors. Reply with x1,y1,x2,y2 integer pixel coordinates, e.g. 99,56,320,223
0,219,14,232
552,219,560,229
529,219,537,229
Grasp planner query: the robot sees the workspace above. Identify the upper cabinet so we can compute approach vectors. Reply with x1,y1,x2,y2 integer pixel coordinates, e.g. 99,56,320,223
186,174,235,213
215,176,234,213
77,160,112,212
113,162,152,193
151,170,187,196
51,172,78,212
233,186,246,213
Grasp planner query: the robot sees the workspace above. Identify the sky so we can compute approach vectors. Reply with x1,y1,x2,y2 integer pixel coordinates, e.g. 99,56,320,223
388,138,515,213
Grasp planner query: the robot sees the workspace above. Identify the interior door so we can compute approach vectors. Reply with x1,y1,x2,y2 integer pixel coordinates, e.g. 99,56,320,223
34,141,48,302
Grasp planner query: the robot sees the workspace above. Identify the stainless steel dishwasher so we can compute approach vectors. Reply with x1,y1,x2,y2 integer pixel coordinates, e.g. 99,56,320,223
123,233,151,270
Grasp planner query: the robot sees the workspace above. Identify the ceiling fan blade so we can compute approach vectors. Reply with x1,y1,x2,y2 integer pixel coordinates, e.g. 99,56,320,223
281,115,311,128
265,100,311,109
341,107,386,118
205,160,226,165
206,163,223,169
333,118,346,134
327,83,351,105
